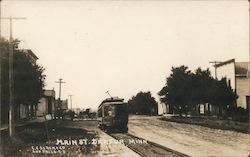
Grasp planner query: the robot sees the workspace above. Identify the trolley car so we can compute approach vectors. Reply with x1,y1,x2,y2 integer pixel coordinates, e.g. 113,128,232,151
97,97,128,133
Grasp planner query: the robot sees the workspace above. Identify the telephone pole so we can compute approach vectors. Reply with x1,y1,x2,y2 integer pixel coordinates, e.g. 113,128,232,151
0,0,2,36
1,16,26,137
55,78,66,100
209,61,221,79
0,0,2,150
68,95,73,110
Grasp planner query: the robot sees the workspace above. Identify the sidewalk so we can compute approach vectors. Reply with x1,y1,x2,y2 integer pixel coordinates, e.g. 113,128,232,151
161,114,249,133
0,115,51,131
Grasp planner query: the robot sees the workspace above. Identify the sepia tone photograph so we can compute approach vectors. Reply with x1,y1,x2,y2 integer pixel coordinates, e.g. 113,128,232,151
0,0,249,156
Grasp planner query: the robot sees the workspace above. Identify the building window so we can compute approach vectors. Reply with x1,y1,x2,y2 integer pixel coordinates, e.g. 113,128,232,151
228,79,231,88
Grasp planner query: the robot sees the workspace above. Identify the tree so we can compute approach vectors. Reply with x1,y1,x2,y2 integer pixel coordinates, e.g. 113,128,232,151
191,68,212,104
207,77,237,118
128,91,158,115
0,38,10,123
189,68,214,114
0,38,46,122
159,65,237,118
13,50,45,118
159,66,192,116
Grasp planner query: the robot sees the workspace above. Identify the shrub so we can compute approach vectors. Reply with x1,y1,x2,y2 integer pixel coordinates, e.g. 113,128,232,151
4,137,25,155
17,128,46,143
232,107,249,122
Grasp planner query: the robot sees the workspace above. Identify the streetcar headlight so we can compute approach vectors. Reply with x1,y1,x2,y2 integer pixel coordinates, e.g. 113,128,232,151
108,111,113,116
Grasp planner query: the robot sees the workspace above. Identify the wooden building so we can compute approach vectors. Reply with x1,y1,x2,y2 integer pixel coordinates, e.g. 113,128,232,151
215,59,250,109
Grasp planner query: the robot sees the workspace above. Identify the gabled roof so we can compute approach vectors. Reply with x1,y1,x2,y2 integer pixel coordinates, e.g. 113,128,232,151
235,62,249,77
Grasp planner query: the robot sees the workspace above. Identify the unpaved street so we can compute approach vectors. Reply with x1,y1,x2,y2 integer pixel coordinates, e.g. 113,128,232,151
63,120,140,157
128,115,250,157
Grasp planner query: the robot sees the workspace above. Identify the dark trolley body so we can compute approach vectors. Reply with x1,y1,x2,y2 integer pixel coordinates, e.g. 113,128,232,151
98,97,128,133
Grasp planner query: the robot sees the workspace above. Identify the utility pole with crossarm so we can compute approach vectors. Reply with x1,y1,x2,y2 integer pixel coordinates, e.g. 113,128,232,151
0,16,26,137
0,0,2,151
68,95,73,110
55,78,66,100
209,61,222,79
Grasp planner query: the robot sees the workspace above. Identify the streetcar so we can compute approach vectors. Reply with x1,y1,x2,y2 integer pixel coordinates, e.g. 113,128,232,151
97,97,128,133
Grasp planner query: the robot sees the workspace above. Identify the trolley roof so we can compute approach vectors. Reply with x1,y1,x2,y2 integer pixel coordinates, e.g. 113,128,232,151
98,97,126,109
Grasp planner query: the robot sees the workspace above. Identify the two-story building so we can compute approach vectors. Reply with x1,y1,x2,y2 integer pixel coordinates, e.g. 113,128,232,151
215,59,250,109
16,49,40,119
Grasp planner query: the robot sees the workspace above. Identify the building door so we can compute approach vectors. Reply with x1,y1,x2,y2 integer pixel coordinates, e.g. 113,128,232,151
48,97,52,114
246,96,250,110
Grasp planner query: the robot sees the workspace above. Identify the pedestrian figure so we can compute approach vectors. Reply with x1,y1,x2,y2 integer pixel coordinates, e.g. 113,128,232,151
70,110,75,121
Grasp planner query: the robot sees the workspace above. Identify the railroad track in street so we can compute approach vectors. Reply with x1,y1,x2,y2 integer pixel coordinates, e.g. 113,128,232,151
108,132,190,157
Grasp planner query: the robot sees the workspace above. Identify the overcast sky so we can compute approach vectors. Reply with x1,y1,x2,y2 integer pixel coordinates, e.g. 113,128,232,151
1,0,249,111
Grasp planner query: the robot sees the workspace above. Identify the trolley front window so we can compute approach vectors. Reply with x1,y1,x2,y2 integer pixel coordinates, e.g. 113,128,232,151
115,104,128,116
104,105,114,116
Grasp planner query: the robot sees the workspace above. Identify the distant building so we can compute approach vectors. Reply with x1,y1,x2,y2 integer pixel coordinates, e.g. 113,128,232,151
73,108,81,114
215,59,250,109
55,99,68,110
61,99,68,110
37,89,56,116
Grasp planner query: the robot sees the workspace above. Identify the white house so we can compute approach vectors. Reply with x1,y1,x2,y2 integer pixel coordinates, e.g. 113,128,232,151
215,59,250,109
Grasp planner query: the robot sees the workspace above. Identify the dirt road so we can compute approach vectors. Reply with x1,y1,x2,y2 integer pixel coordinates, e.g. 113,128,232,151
65,120,140,157
128,115,250,157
